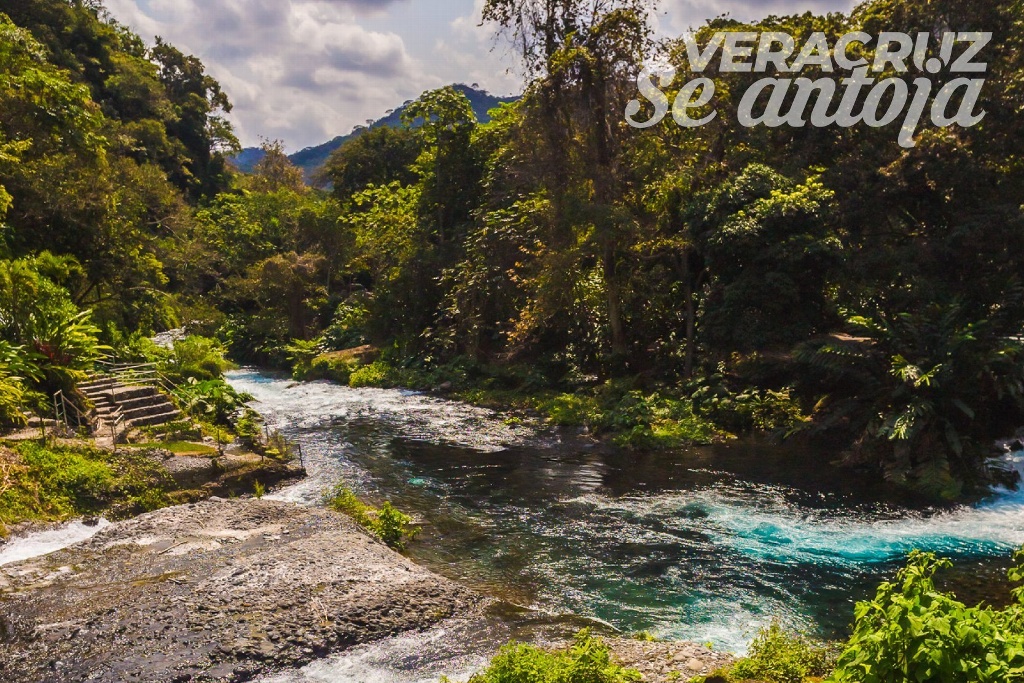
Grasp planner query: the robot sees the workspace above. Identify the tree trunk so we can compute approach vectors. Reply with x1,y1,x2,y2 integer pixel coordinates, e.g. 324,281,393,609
604,239,627,359
683,251,696,379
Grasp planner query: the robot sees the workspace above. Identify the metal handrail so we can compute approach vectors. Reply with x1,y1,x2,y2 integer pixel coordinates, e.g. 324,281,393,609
52,390,93,434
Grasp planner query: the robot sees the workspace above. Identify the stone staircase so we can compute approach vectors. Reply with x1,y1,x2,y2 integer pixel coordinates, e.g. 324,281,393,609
79,377,182,431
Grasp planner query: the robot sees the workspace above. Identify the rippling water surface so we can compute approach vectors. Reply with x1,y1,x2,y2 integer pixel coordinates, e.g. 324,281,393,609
229,370,1024,682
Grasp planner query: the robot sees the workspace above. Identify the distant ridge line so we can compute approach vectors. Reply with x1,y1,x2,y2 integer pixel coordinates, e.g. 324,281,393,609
232,83,519,182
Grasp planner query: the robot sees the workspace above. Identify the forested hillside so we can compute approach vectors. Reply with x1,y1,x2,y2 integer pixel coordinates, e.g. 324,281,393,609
1,0,1023,500
232,84,519,180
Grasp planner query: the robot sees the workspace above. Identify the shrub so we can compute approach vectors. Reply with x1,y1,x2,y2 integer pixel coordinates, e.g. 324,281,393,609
235,411,263,442
608,391,723,449
326,483,417,549
374,501,414,549
285,338,321,380
259,430,296,462
534,386,724,449
172,378,253,428
290,348,363,383
320,295,371,352
0,374,28,429
537,393,602,427
690,374,810,435
829,549,1024,683
313,354,362,383
160,336,232,383
349,360,396,388
327,485,372,526
467,629,640,683
725,622,840,683
0,341,39,429
104,327,167,364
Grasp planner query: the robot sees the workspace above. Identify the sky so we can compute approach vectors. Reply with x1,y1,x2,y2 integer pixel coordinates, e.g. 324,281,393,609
102,0,857,151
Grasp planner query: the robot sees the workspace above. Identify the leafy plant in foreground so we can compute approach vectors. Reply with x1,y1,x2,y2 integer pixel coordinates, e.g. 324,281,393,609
0,341,39,428
829,549,1024,683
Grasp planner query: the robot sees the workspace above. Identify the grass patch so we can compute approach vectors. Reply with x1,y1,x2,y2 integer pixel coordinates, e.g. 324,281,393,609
0,441,173,535
459,629,640,683
326,483,417,549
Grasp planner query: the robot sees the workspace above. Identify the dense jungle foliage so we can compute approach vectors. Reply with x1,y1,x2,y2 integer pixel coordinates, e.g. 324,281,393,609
1,0,1023,499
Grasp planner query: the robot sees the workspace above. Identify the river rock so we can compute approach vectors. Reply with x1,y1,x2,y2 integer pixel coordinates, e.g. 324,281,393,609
0,498,481,682
605,637,735,682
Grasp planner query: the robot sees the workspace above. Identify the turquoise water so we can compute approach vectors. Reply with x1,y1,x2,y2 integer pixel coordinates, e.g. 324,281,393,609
229,370,1024,671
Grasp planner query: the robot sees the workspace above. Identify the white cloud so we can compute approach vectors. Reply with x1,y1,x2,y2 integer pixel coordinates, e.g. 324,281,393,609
101,0,860,150
104,0,430,150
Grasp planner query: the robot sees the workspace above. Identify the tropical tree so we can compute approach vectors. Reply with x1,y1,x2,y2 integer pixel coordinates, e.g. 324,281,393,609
483,0,654,368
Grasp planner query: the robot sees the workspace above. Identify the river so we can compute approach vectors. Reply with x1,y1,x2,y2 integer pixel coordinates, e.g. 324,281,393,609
224,369,1024,683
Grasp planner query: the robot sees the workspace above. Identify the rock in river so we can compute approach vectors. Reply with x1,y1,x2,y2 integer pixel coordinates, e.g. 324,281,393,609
0,498,481,682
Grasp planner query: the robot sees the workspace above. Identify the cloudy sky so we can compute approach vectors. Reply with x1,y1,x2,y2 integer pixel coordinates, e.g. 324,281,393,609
103,0,856,151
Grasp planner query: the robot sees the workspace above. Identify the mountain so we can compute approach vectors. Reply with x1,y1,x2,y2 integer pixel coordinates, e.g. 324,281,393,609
232,84,518,181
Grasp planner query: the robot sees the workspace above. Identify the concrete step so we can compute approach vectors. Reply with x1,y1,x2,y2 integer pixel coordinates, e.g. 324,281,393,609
109,385,160,402
117,393,172,411
121,400,177,422
78,374,185,432
81,377,115,388
81,386,116,399
127,409,182,428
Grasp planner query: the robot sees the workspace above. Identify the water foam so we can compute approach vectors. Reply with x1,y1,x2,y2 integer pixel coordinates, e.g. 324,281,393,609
258,617,499,683
574,474,1024,570
227,371,533,453
0,518,111,566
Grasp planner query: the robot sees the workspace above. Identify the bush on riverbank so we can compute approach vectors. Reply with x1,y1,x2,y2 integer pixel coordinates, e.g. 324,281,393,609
829,549,1024,683
0,441,173,536
695,622,839,683
326,483,417,549
461,630,640,683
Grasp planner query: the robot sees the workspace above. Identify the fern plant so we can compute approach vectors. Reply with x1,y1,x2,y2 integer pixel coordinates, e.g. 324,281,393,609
797,302,1024,496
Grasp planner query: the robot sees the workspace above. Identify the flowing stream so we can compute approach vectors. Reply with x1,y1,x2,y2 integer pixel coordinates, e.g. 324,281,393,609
0,518,111,567
224,369,1024,682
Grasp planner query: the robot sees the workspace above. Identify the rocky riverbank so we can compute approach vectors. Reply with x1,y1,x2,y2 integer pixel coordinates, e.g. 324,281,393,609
605,638,735,682
0,497,481,682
